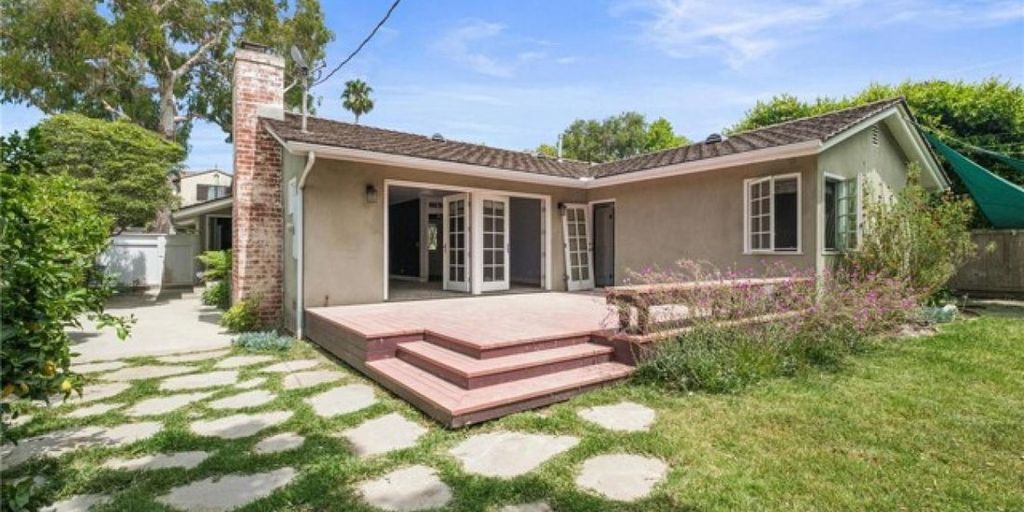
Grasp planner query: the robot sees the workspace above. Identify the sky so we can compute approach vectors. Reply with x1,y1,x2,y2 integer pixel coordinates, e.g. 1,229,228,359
2,0,1022,172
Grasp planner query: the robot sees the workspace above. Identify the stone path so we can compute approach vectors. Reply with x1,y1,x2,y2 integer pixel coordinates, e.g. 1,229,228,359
575,453,668,502
306,385,376,418
499,503,554,512
1,422,162,468
236,377,266,390
213,355,275,369
41,493,110,512
254,432,305,454
340,413,427,457
52,382,130,405
160,371,238,391
207,390,276,410
156,349,231,363
69,361,126,374
98,364,198,382
126,392,214,416
190,411,293,439
260,359,321,373
281,370,344,390
578,401,656,432
156,467,297,512
104,451,210,471
450,431,579,479
65,403,122,419
357,465,452,512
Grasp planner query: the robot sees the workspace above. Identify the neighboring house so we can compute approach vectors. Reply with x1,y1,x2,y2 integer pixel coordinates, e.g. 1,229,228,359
230,45,948,334
171,170,233,254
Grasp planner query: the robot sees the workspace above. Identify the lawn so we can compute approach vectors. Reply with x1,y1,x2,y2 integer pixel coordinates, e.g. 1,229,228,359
2,310,1022,511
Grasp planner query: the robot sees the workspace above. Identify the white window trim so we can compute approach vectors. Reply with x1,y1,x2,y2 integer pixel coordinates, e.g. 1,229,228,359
743,172,802,255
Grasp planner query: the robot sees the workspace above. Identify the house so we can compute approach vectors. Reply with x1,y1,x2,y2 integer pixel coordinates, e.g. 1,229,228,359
229,44,948,425
171,170,234,254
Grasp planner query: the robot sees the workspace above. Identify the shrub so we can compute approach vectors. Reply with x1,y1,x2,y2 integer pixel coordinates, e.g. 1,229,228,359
220,297,261,333
844,164,975,296
197,250,231,282
629,260,918,393
202,281,230,309
1,132,133,433
232,331,293,352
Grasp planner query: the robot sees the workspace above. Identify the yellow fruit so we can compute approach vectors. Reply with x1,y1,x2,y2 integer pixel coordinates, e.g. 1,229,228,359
18,383,29,395
60,379,73,392
42,361,56,377
1,384,13,398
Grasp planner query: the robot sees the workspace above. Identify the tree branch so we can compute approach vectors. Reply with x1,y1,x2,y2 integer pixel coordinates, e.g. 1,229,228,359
102,100,131,121
173,26,226,78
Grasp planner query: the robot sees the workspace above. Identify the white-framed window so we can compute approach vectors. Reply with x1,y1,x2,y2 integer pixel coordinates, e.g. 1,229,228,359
744,173,801,253
824,175,858,252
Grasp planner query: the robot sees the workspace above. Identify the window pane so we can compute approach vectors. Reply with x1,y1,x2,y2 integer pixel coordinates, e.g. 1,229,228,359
825,180,838,251
773,178,798,250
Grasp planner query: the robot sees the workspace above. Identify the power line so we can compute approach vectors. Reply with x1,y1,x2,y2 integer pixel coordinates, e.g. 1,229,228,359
313,0,401,86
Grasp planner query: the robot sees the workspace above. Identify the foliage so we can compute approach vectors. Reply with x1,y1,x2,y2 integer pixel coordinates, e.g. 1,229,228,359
0,133,133,436
341,79,375,124
538,112,691,162
30,114,183,232
202,281,231,310
1,478,44,512
727,78,1024,185
232,330,293,351
630,261,919,393
220,297,262,333
842,165,976,297
0,0,333,141
197,250,232,282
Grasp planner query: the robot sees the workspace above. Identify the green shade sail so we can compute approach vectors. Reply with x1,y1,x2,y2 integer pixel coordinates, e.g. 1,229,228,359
923,131,1024,229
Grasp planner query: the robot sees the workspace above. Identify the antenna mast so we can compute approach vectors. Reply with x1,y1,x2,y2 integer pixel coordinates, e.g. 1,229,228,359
291,46,311,132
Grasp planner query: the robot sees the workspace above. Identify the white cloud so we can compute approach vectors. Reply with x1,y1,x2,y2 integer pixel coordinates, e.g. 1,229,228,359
434,20,578,77
616,0,1024,68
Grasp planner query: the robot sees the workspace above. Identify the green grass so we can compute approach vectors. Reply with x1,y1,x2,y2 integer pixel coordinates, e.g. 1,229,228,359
3,313,1023,511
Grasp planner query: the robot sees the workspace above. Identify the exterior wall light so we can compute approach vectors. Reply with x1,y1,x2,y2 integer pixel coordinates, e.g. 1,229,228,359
365,184,378,204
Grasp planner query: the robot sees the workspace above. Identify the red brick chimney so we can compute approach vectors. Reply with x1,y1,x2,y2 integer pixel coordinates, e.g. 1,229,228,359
231,43,285,325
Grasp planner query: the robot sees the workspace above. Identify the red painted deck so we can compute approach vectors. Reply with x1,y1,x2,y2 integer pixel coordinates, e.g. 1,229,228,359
304,293,633,427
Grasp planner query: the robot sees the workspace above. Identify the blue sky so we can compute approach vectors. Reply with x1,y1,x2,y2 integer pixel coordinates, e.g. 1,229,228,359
2,0,1022,172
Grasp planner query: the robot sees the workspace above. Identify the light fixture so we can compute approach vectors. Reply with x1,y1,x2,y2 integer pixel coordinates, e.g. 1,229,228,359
557,202,567,216
365,184,378,204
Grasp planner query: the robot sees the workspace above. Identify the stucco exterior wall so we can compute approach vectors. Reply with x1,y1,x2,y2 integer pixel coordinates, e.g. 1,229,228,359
291,158,586,314
178,171,233,206
587,155,820,280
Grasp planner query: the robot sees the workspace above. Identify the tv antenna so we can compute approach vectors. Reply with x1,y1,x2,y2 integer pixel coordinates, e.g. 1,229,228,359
291,45,311,132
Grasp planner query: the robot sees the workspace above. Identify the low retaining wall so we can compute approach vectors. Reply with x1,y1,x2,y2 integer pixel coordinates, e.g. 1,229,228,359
949,230,1024,298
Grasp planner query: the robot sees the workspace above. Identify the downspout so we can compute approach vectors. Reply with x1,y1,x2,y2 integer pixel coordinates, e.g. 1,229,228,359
295,150,316,339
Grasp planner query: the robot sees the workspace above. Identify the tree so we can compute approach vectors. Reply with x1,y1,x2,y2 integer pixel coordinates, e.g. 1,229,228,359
34,113,184,232
342,79,375,124
540,112,690,163
728,79,1024,186
0,0,333,143
1,131,132,434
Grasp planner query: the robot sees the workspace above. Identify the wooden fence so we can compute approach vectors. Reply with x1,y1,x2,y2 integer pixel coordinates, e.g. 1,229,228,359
949,230,1024,298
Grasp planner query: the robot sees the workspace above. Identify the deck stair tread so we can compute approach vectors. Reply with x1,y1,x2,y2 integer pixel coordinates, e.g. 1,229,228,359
367,358,633,416
398,341,613,377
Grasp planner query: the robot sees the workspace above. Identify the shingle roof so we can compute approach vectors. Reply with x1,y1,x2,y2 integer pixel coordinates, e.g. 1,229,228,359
262,98,906,181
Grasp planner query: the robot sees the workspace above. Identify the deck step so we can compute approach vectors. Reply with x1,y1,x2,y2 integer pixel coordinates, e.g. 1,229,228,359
424,331,594,359
366,358,633,427
397,341,614,389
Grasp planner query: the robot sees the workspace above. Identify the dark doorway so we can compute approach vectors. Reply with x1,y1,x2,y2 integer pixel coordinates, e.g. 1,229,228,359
509,197,542,287
208,216,232,251
592,202,615,287
388,199,420,278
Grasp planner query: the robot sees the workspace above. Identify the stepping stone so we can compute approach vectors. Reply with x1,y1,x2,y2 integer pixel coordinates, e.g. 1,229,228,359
104,451,210,471
575,453,668,502
259,359,321,373
2,413,33,427
208,390,276,410
66,403,121,419
42,382,130,407
340,413,427,457
156,349,231,363
41,493,111,512
213,355,275,369
190,411,292,439
0,422,162,469
156,467,296,512
99,364,199,382
160,371,238,391
236,377,266,390
450,431,579,478
254,432,305,454
70,361,126,374
126,392,214,416
500,503,553,512
357,465,451,512
281,370,344,390
578,401,656,432
305,385,376,418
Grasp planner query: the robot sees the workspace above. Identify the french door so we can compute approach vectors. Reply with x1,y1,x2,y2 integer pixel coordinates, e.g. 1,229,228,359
562,204,594,291
476,195,510,292
442,194,471,292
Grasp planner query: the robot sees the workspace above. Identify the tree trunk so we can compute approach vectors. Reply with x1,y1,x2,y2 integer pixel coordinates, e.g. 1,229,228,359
152,76,178,234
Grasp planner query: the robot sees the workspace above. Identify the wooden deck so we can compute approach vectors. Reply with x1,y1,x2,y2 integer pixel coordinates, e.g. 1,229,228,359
304,293,633,427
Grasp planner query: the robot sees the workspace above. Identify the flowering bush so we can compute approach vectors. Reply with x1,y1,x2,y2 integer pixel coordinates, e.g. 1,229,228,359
629,260,920,393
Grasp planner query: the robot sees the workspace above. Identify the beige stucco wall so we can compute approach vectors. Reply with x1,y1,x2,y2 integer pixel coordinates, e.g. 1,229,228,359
587,155,819,281
179,171,233,206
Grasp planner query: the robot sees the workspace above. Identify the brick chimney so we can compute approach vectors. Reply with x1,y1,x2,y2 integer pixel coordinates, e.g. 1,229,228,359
231,43,285,324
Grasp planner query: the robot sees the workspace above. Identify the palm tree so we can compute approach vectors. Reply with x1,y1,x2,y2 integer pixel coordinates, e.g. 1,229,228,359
342,79,375,124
